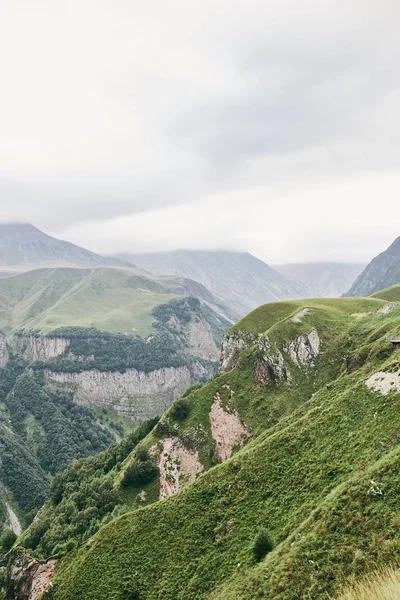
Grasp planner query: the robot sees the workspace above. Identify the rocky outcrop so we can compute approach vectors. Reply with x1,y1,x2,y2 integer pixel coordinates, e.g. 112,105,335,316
220,330,292,384
166,314,220,361
185,319,220,361
365,369,400,394
376,303,396,315
7,552,55,600
158,438,203,499
285,328,320,367
0,332,9,367
5,504,21,535
219,330,256,372
45,364,209,420
290,308,311,323
14,335,69,362
209,391,250,462
254,336,290,384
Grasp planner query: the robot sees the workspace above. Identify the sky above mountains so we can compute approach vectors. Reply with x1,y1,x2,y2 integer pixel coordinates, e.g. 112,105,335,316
1,1,399,263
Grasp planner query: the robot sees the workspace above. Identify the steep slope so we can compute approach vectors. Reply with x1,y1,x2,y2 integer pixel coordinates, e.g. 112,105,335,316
0,223,129,269
0,268,230,538
0,364,120,539
345,236,400,297
118,250,312,319
273,262,365,298
8,289,400,600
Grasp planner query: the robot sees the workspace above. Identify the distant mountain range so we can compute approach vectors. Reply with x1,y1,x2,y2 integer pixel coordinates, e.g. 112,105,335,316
273,262,365,298
117,250,312,319
345,236,400,297
0,223,129,269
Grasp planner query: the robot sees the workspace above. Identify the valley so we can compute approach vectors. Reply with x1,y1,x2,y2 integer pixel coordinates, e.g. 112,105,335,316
4,285,400,599
1,224,400,600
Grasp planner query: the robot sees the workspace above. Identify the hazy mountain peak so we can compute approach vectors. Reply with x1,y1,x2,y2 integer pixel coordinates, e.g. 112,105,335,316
117,249,312,318
345,236,400,297
0,222,129,269
273,262,366,298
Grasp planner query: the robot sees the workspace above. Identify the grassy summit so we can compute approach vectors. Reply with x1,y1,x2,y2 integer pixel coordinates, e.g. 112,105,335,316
10,291,400,600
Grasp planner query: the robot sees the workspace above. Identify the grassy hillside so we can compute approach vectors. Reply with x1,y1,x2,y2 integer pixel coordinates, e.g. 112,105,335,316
8,290,400,600
336,567,400,600
0,267,187,336
372,284,400,302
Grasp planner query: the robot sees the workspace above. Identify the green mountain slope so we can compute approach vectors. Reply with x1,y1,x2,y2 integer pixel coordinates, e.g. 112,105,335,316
118,250,313,319
0,365,124,540
346,236,400,297
0,266,230,336
8,288,400,600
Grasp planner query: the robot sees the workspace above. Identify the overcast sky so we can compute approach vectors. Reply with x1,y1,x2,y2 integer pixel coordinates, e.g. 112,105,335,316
1,0,399,263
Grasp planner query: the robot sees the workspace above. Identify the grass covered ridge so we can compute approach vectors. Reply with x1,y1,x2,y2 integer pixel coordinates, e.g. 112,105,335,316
11,293,400,599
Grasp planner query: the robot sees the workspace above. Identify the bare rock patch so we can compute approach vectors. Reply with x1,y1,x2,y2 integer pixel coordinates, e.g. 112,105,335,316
365,370,400,395
290,308,311,323
209,392,250,462
285,328,320,367
158,438,203,499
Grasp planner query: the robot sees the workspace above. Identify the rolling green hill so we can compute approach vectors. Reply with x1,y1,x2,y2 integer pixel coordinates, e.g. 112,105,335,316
7,287,400,600
0,266,230,337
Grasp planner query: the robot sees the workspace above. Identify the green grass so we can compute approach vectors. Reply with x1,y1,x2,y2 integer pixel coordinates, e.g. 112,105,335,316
230,297,385,336
13,292,399,600
372,284,400,302
0,267,188,335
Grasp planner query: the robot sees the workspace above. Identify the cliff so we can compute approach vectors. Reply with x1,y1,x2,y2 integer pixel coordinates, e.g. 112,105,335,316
0,332,9,367
45,363,210,420
14,335,69,362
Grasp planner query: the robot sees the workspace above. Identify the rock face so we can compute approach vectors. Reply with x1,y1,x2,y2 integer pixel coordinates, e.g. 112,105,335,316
345,236,400,297
285,328,321,367
158,438,203,499
365,370,400,394
7,553,55,600
45,364,209,419
5,504,22,535
184,318,220,361
209,391,250,462
14,335,69,362
0,332,9,367
219,330,256,372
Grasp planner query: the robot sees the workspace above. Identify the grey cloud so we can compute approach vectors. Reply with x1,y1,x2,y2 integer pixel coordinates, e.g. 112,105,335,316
0,0,399,260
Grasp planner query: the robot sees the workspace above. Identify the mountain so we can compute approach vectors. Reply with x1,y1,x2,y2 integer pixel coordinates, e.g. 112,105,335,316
0,265,230,431
0,223,130,269
116,250,312,319
7,286,400,600
0,265,229,336
345,236,400,297
273,262,365,298
0,265,232,538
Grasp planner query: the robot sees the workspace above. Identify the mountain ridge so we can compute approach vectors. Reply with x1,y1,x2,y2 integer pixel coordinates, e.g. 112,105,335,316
117,249,313,319
7,286,400,600
345,236,400,297
0,223,132,269
273,261,365,298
